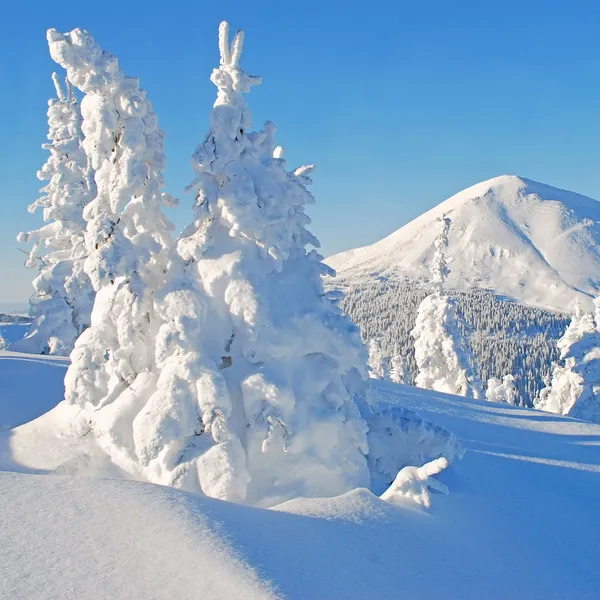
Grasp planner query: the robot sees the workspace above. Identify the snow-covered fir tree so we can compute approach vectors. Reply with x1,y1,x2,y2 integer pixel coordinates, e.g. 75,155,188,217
15,73,95,355
47,29,177,470
389,345,410,384
535,298,600,423
116,22,370,505
411,217,483,398
367,338,389,380
486,374,518,405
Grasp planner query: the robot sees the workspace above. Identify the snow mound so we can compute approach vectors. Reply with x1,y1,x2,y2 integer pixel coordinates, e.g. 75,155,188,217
327,175,600,311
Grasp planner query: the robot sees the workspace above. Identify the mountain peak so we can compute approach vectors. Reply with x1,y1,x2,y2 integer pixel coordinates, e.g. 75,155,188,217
327,177,600,312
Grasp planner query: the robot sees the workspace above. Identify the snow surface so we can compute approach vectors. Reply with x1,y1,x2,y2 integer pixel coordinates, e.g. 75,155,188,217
327,175,600,312
2,351,600,599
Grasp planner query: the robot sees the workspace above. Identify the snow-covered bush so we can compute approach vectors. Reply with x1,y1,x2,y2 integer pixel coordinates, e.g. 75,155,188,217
48,28,177,470
486,374,518,405
411,217,483,398
535,299,600,423
15,73,95,355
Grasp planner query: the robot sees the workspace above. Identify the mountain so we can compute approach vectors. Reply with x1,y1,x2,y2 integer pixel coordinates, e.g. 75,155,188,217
327,175,600,312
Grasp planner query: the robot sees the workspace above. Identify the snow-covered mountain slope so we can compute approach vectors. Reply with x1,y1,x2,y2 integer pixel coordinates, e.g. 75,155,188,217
327,175,600,312
2,351,600,598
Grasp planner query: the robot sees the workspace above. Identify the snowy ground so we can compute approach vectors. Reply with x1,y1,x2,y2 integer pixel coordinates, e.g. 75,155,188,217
1,352,600,599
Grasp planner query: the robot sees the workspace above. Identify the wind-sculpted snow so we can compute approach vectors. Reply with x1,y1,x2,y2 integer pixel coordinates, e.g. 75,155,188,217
327,175,600,313
14,73,95,356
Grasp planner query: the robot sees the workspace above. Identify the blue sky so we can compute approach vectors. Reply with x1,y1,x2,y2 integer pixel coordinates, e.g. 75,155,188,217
2,0,600,306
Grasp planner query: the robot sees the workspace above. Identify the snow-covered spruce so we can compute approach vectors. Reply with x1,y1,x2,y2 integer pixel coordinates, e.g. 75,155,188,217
131,22,370,505
486,374,518,405
47,29,177,472
14,73,95,356
367,338,389,380
535,299,600,423
411,217,483,398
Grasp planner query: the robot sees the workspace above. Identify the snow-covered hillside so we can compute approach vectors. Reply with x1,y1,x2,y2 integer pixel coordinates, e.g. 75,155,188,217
2,351,600,599
327,175,600,312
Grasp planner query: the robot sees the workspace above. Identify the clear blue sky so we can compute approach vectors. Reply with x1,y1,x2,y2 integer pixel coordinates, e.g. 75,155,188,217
2,0,600,307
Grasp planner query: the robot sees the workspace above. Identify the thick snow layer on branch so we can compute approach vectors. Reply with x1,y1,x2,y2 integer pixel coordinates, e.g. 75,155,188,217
14,74,95,355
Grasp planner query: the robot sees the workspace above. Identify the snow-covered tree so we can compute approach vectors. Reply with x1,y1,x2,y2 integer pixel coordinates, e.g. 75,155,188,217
129,22,370,506
15,73,95,355
535,298,600,423
389,344,409,384
411,217,483,398
486,374,518,405
47,29,177,471
367,338,389,380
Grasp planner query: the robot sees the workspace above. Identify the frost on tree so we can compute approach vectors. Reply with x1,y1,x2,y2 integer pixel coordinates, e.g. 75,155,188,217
47,29,177,471
411,217,483,398
535,298,600,423
486,375,518,405
367,338,389,380
389,344,409,384
15,73,95,356
132,22,370,505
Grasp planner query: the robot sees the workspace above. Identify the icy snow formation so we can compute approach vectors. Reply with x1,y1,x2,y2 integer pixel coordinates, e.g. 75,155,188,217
536,298,600,423
14,73,95,356
47,28,178,476
411,217,483,398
